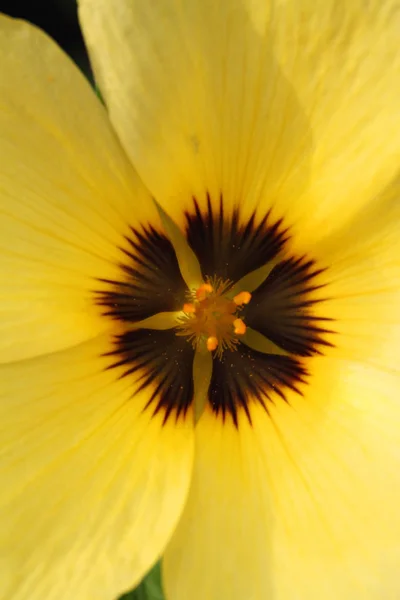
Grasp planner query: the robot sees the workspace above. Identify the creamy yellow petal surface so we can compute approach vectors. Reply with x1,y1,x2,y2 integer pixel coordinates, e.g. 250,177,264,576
164,363,400,600
79,0,400,247
79,0,312,233
269,0,400,246
310,176,400,372
0,334,193,600
0,15,160,363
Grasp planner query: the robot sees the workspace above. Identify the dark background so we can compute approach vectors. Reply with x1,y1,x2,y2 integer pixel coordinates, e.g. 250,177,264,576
0,0,91,76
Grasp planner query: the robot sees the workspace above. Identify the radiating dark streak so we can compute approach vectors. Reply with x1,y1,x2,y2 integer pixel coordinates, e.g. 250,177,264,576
185,194,289,283
104,328,195,423
208,343,308,427
244,253,336,357
94,224,187,323
96,195,336,427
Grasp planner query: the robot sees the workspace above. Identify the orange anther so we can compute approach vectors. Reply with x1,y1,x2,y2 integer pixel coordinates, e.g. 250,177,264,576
183,303,196,314
178,277,250,355
233,318,246,335
206,336,218,352
233,291,252,306
196,283,213,300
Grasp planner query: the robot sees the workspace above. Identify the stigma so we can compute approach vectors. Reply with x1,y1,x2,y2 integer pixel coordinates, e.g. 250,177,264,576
177,278,252,356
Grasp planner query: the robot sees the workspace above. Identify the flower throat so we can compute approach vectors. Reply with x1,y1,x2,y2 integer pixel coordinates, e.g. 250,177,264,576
177,278,252,357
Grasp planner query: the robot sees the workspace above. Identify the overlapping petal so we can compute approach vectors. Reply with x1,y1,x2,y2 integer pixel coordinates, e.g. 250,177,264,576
79,0,400,250
78,0,312,236
268,0,400,247
309,174,400,371
0,16,160,363
0,334,193,600
164,357,400,600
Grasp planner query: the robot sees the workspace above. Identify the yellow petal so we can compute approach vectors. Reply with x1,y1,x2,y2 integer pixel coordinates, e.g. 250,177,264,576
0,333,193,600
80,0,400,250
308,176,400,371
164,356,400,600
163,405,275,600
268,0,400,246
78,0,312,232
0,15,160,363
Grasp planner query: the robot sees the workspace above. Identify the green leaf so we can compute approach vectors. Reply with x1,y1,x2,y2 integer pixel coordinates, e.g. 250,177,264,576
119,562,165,600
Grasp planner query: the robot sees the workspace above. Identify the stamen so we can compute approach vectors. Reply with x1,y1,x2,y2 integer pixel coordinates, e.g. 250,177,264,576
233,291,252,306
233,318,246,335
183,303,196,314
207,336,219,352
177,278,250,356
196,283,213,300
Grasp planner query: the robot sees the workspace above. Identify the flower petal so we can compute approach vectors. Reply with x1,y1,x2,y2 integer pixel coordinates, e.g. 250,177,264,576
163,406,275,600
269,0,400,246
0,15,160,363
163,357,400,600
78,0,312,232
80,0,400,248
0,334,193,600
307,176,400,371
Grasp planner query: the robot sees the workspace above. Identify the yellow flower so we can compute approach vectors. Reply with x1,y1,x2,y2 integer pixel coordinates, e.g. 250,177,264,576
1,1,400,599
